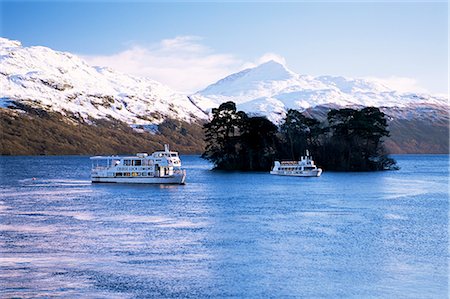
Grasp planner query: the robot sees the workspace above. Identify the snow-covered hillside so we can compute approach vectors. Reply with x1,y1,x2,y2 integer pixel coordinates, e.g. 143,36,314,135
0,38,207,125
1,37,447,127
191,60,448,123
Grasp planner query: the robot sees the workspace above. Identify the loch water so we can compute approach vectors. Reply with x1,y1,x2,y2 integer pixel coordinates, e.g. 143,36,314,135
0,155,448,298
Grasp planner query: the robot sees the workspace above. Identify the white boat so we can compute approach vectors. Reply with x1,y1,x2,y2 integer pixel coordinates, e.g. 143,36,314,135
90,144,186,184
270,150,322,177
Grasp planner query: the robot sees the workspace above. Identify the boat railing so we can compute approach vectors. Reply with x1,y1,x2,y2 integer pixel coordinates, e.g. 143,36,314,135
92,166,109,170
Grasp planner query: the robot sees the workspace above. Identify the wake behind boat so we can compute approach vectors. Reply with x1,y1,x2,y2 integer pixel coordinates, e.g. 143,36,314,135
90,144,186,184
270,150,322,177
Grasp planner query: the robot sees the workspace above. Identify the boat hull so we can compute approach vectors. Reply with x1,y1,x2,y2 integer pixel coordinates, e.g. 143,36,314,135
91,174,186,184
270,169,322,177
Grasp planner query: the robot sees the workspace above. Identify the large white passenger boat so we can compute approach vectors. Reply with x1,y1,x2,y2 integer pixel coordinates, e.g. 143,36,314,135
90,145,186,184
270,150,322,177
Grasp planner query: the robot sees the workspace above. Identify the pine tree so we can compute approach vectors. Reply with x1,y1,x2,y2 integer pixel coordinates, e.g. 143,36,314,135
325,107,395,170
280,109,321,159
202,101,247,169
241,116,278,170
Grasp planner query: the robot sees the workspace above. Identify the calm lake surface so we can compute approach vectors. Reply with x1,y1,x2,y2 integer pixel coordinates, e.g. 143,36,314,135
1,155,448,298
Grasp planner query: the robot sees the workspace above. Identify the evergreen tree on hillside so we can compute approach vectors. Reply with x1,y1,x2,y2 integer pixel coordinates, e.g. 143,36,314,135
241,116,278,170
280,109,322,160
325,107,395,170
202,101,247,169
202,102,278,170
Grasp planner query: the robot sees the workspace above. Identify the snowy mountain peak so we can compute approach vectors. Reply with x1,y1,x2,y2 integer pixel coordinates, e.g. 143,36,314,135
190,60,302,110
200,60,297,96
247,60,297,81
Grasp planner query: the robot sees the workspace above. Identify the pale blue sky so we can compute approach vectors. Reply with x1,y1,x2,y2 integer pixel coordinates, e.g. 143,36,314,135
1,1,448,93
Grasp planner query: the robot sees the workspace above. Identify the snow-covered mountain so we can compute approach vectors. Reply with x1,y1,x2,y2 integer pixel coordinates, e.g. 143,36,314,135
0,37,207,126
2,37,445,126
0,38,447,154
191,60,448,123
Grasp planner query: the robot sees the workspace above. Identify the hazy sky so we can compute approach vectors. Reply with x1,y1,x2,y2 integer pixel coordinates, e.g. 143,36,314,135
1,1,448,94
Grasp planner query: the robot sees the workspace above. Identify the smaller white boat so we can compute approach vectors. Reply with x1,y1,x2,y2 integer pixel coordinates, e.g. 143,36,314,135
90,144,186,184
270,150,322,177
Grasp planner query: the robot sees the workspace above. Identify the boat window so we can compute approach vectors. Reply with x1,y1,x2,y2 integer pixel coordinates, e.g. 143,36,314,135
124,172,131,177
115,172,123,177
123,160,132,166
170,153,177,157
133,160,142,166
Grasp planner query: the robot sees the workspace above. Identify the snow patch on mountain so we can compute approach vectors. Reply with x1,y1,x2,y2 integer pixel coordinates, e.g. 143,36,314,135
0,37,207,126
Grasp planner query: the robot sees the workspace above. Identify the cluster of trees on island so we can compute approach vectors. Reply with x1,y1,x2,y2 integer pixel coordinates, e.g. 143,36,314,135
202,101,397,171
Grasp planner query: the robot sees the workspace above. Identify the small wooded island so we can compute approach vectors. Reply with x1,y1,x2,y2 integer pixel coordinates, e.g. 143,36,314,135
202,101,398,172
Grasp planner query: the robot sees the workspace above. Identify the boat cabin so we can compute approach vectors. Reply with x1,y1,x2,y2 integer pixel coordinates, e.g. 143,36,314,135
90,145,182,179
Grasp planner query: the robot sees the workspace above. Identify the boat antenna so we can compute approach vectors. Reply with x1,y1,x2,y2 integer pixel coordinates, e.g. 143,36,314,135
164,144,169,152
